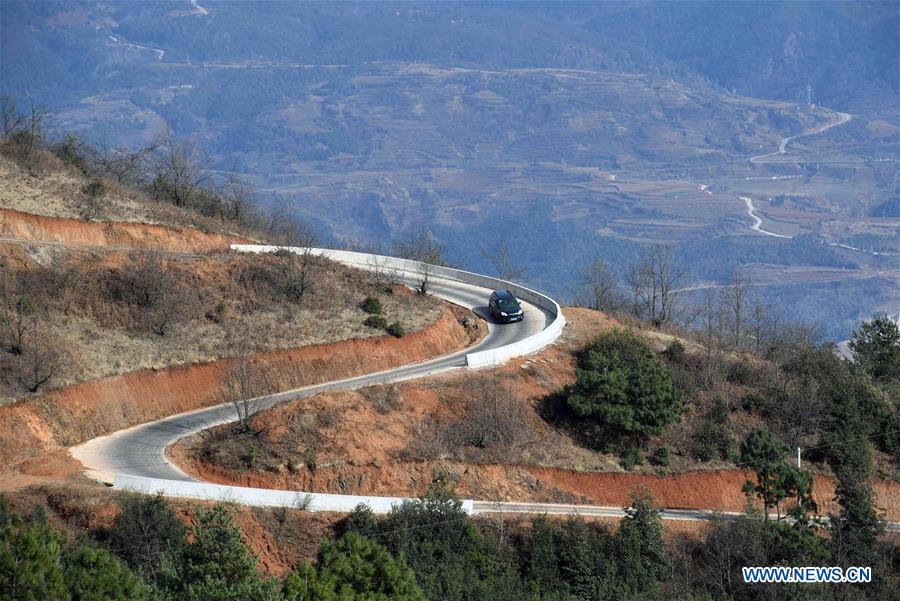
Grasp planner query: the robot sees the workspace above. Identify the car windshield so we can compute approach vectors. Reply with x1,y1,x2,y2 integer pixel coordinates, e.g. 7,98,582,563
498,298,519,309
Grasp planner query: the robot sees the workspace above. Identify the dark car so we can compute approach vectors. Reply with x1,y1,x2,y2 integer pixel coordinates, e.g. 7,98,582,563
489,289,525,323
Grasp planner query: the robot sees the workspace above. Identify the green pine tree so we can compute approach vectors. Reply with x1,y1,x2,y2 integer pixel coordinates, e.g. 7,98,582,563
826,383,884,568
740,428,814,520
170,504,279,601
0,500,69,601
566,329,683,452
849,314,900,383
314,533,423,600
615,491,668,596
109,493,185,583
62,543,148,601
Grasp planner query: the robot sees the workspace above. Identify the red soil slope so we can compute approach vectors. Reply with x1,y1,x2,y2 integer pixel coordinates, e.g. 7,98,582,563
0,308,474,478
0,208,248,252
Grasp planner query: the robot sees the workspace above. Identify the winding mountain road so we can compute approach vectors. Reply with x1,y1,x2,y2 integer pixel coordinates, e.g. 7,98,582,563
740,196,792,239
69,247,899,529
740,108,853,238
749,110,852,164
71,260,554,483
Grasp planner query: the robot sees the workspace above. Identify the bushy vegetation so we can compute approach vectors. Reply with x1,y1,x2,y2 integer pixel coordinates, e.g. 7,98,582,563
690,396,735,462
284,533,423,601
386,322,406,338
363,315,388,330
0,131,440,402
345,480,670,601
0,96,311,245
5,454,898,601
360,296,384,315
562,329,683,453
0,497,150,601
850,313,900,384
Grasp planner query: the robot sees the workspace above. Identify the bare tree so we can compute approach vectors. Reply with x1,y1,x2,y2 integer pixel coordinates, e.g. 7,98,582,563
481,244,527,282
150,130,206,207
19,314,64,392
263,204,292,240
770,374,825,450
576,258,625,313
626,245,689,326
22,99,46,160
218,328,270,433
221,175,258,225
0,275,34,354
368,256,402,292
89,136,156,185
748,299,767,354
393,226,445,295
262,204,318,247
393,226,445,265
220,355,271,433
448,371,535,458
117,252,186,336
699,290,726,388
415,262,433,296
0,96,22,140
720,269,749,349
273,248,324,302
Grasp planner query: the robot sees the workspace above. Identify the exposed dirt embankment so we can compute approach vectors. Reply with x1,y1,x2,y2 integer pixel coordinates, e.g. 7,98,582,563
0,307,478,478
176,457,900,522
0,208,248,252
174,306,899,522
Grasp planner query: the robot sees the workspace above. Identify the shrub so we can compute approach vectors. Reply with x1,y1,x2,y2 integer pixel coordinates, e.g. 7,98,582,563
619,447,645,470
82,177,105,199
364,315,388,330
386,321,406,338
205,300,227,323
284,533,424,601
361,296,384,315
741,390,768,413
76,177,107,220
649,446,670,467
726,359,754,385
109,493,185,582
361,384,403,414
691,420,734,462
662,339,686,364
242,444,258,467
62,543,149,600
52,135,88,171
565,329,683,452
691,396,734,462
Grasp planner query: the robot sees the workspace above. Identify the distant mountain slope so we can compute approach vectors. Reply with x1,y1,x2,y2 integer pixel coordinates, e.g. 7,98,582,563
1,1,897,339
584,1,899,110
3,2,897,109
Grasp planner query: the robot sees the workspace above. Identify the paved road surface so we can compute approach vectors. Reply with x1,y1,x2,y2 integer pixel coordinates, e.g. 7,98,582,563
71,270,552,482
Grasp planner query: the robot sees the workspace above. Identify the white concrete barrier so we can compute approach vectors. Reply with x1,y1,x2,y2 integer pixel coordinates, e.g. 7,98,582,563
230,244,565,369
114,474,475,514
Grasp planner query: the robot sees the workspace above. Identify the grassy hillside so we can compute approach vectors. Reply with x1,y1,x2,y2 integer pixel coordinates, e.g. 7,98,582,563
0,151,447,403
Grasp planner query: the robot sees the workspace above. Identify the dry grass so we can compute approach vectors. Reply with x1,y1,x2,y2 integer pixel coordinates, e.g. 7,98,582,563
0,150,254,237
0,247,442,404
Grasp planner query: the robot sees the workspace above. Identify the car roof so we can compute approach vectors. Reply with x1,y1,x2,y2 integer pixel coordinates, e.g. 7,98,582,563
492,289,518,301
